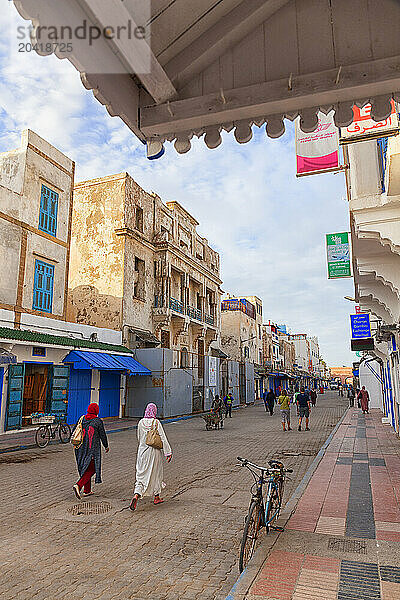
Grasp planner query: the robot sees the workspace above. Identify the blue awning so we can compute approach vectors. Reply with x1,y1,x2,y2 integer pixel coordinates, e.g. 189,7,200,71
63,350,151,375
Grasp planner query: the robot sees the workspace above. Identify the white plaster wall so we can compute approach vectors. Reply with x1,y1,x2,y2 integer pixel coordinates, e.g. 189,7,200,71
20,313,123,344
0,218,21,306
91,369,100,404
0,309,14,327
359,361,383,411
0,149,26,202
293,339,308,371
348,140,381,202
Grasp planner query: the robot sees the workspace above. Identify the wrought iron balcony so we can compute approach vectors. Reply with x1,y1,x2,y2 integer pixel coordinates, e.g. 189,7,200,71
187,305,202,321
169,297,184,314
205,314,214,326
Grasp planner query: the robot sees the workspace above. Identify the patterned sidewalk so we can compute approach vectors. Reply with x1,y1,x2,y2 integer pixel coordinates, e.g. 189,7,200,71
246,408,400,600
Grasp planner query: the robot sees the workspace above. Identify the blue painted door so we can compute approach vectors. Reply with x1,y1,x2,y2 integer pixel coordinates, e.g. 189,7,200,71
99,371,120,418
49,365,70,418
6,364,25,430
68,368,92,425
0,368,4,425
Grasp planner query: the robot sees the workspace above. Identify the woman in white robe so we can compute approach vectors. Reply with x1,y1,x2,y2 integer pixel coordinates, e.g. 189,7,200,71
130,403,172,511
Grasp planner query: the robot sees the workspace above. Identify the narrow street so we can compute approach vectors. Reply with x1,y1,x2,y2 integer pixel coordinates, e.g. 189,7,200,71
0,393,347,600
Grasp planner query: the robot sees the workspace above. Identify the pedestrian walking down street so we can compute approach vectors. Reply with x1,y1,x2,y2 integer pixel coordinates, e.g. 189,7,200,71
224,392,234,418
357,386,370,414
347,386,355,407
73,402,109,500
263,389,276,416
278,389,291,431
310,389,317,407
211,394,224,425
297,388,311,431
130,403,172,511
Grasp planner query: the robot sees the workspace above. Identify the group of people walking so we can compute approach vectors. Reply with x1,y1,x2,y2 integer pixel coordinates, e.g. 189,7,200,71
210,392,235,419
71,384,371,508
72,402,173,511
263,387,317,432
347,385,370,413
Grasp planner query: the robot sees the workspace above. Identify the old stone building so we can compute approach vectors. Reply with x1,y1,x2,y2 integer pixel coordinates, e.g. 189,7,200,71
220,295,263,364
68,172,222,358
0,129,74,325
0,131,140,432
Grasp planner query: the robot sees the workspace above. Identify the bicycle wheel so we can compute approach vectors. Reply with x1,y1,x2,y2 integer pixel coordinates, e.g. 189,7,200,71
35,426,50,448
58,423,71,444
265,484,280,531
239,501,263,573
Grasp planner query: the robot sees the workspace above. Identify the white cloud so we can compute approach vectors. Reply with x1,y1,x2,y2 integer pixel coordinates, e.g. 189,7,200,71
0,6,355,367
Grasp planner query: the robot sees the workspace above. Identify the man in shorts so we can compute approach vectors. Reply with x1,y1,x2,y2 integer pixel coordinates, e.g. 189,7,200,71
277,389,292,431
296,387,311,431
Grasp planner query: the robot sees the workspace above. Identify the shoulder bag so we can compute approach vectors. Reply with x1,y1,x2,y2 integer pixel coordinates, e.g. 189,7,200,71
70,415,85,449
145,419,163,450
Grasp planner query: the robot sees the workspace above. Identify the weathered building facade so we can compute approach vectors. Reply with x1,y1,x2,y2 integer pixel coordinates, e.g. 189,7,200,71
221,295,263,364
0,132,146,432
68,172,222,357
0,129,74,325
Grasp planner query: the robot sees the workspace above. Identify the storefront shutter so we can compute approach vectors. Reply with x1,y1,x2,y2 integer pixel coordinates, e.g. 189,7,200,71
6,364,25,430
49,365,70,417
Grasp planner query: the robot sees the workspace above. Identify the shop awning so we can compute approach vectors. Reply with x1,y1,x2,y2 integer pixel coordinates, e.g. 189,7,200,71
63,350,151,375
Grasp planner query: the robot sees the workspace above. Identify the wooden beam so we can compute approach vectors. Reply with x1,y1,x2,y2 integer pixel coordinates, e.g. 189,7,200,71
83,0,177,104
164,0,292,89
141,55,400,136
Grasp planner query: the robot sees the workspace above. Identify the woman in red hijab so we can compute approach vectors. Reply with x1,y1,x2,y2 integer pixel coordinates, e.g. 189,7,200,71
73,403,109,500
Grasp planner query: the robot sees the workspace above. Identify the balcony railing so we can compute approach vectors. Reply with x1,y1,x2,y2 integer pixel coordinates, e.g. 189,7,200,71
169,297,184,314
187,305,202,321
163,298,215,325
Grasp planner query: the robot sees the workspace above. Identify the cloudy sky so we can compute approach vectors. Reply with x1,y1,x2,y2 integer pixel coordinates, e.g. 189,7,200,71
0,5,355,367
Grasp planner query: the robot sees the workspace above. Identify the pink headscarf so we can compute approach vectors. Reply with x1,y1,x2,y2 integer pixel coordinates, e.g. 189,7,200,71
144,403,157,418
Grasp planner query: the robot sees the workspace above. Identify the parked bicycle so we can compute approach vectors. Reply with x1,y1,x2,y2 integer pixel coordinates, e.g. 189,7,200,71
237,456,293,573
32,414,71,448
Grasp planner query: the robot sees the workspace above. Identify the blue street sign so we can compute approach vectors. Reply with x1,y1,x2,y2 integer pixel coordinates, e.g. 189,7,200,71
350,314,371,339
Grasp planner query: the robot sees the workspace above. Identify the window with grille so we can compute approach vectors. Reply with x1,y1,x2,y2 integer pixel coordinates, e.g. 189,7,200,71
39,184,58,236
33,260,54,313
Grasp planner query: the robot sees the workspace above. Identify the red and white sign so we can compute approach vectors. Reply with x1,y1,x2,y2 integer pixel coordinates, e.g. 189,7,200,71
296,112,340,176
340,100,399,144
355,305,367,314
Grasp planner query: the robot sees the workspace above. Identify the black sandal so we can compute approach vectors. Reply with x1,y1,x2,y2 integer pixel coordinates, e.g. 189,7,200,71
129,495,139,511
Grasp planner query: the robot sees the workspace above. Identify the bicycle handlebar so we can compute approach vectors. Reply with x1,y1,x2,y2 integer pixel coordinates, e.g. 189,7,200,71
237,456,293,473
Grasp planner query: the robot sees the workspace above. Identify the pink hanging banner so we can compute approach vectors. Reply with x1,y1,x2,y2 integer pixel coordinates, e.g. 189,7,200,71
296,112,340,177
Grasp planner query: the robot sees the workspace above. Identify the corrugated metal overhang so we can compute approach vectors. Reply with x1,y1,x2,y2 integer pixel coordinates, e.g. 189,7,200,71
63,350,151,375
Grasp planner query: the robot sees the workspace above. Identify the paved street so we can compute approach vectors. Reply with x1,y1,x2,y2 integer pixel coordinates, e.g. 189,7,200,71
0,393,347,600
242,407,400,600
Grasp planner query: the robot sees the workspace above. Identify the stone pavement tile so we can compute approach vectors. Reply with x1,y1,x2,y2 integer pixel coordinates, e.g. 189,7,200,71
250,551,304,599
382,581,400,600
315,516,346,536
0,396,349,600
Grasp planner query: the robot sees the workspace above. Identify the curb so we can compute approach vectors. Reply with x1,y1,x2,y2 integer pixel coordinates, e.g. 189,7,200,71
224,407,350,600
0,404,245,454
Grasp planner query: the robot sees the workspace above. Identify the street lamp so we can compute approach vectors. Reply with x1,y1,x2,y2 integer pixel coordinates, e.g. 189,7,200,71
344,296,355,302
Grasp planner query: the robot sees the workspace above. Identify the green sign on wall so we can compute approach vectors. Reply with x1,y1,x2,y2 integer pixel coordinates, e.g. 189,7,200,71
326,232,352,279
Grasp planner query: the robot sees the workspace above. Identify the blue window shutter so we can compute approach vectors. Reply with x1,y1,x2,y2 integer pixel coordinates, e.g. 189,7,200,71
377,137,388,193
33,260,54,313
39,184,58,236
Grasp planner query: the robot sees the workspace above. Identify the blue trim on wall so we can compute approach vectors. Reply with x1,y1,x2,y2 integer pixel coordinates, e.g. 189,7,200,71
0,367,4,427
33,259,55,313
39,184,58,236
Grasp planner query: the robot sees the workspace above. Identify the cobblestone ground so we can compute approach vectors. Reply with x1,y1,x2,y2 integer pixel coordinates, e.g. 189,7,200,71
0,393,347,600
